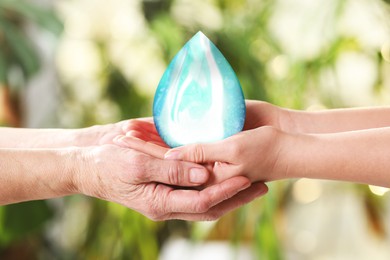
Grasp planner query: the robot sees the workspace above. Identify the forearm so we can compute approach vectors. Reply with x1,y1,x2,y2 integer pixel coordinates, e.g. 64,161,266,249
0,126,104,148
0,128,79,148
0,148,78,205
288,127,390,187
288,107,390,134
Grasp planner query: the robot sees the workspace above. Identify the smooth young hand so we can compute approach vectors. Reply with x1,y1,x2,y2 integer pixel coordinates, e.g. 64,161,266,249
117,112,390,188
113,118,283,184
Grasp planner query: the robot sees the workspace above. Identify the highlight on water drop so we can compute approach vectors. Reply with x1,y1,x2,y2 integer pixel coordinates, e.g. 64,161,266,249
153,31,246,148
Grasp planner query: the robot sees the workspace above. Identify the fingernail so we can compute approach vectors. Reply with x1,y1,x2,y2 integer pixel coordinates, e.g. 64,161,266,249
258,184,269,195
189,168,208,184
164,150,182,160
238,181,251,192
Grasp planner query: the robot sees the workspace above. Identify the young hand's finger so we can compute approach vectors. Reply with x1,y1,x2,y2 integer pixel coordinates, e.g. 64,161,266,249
164,140,234,163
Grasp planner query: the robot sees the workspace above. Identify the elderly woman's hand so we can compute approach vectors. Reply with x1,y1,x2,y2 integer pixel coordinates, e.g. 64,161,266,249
73,144,268,221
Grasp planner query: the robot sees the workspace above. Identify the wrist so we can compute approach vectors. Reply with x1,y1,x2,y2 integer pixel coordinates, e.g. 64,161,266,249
73,123,119,147
68,145,111,199
59,147,84,196
64,146,97,197
33,147,82,198
275,131,317,180
70,126,97,147
249,100,301,133
69,125,106,147
278,108,312,134
257,127,301,181
0,147,82,205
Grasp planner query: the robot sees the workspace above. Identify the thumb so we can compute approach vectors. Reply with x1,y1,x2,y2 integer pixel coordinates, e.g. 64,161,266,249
164,142,229,163
143,159,210,186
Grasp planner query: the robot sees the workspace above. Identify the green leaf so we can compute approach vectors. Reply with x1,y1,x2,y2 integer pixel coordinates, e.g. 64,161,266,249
106,67,149,119
254,187,283,260
0,200,53,246
150,14,186,62
0,50,7,84
0,0,63,35
0,17,40,79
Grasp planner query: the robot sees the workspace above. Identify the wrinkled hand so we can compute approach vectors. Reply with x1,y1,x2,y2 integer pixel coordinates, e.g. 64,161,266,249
76,144,268,221
74,120,150,146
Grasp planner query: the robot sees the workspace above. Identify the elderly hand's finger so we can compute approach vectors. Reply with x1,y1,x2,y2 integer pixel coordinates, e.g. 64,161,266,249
122,118,158,134
126,130,168,147
114,135,169,159
118,149,210,186
165,181,268,221
121,119,168,147
160,176,251,214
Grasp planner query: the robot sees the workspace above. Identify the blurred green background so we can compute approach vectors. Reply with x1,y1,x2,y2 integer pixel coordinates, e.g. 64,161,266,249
1,0,390,259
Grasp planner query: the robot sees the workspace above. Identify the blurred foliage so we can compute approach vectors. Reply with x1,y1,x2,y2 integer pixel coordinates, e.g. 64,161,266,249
0,0,62,126
0,201,53,247
0,0,62,86
73,200,160,260
1,0,390,259
0,1,61,258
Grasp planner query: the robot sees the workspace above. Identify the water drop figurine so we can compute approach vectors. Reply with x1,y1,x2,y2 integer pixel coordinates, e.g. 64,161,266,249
153,31,246,148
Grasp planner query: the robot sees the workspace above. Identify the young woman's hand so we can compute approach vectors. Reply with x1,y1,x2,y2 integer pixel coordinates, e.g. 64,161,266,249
114,119,289,184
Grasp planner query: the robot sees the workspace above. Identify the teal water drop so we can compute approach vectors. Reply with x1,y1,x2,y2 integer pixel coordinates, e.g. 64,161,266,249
153,31,246,148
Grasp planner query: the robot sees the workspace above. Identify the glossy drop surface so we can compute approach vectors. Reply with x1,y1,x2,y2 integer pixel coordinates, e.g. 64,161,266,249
153,31,245,148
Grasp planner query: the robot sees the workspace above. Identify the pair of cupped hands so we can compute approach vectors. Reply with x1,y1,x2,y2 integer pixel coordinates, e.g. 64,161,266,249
86,101,287,221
